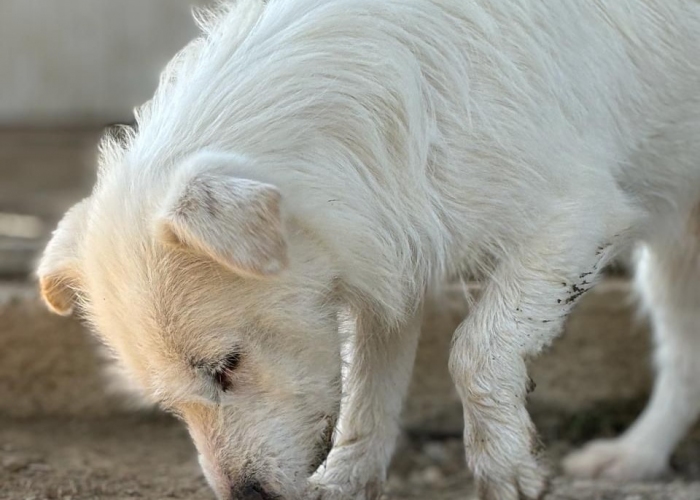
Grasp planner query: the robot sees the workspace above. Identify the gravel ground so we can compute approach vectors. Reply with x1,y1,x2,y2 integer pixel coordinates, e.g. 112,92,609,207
2,411,700,500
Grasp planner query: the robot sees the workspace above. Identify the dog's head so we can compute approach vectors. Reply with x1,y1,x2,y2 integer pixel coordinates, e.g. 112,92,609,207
38,151,343,499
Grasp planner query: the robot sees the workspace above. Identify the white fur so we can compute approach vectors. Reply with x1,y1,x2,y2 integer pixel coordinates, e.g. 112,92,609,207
38,0,700,499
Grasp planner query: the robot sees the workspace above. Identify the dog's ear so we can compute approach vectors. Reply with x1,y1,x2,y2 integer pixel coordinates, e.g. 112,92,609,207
37,199,90,316
155,153,288,278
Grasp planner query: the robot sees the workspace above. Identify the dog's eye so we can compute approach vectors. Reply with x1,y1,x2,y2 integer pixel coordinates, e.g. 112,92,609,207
223,352,241,371
213,352,241,392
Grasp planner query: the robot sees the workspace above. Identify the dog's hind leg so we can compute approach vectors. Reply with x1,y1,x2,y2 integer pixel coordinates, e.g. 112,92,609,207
565,205,700,481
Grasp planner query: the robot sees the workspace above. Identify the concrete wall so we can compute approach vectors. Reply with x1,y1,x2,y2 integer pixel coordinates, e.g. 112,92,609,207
0,0,209,125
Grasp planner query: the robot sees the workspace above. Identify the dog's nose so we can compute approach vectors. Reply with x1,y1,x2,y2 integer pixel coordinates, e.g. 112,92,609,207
232,481,271,500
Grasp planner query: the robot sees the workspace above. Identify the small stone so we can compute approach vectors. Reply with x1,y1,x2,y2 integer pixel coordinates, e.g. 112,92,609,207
409,465,446,486
27,462,51,472
423,442,450,463
421,466,445,485
2,455,30,472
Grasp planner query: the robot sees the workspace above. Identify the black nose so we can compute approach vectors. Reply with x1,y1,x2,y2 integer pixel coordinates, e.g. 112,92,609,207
233,481,271,500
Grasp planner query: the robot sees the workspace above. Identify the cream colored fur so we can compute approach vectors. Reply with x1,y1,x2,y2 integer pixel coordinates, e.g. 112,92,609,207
38,0,700,499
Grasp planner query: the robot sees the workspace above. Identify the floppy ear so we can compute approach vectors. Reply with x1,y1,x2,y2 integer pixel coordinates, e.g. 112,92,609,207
37,199,90,316
155,153,288,278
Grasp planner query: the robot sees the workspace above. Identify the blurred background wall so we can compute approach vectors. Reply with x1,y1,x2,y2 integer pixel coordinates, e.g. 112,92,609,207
0,0,208,126
0,0,212,277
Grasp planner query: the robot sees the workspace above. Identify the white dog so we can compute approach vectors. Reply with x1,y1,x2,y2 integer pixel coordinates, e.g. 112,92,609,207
37,0,700,499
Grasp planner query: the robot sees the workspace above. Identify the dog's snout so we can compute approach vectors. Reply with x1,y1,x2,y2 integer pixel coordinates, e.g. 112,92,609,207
232,481,272,500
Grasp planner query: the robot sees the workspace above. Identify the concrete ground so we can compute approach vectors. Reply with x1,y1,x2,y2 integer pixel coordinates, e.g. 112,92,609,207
1,130,700,500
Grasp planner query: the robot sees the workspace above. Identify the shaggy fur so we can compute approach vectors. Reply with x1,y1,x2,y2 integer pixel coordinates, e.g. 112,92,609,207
38,0,700,499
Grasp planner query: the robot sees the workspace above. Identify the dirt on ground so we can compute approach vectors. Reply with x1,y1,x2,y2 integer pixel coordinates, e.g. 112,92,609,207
2,409,700,500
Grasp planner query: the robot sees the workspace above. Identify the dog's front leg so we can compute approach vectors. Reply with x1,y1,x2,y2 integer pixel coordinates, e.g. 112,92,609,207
309,306,422,500
449,217,627,500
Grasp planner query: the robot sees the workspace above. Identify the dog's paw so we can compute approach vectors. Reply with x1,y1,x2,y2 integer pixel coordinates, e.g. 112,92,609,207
563,438,668,481
307,440,385,500
306,478,382,500
462,401,549,500
475,453,548,500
